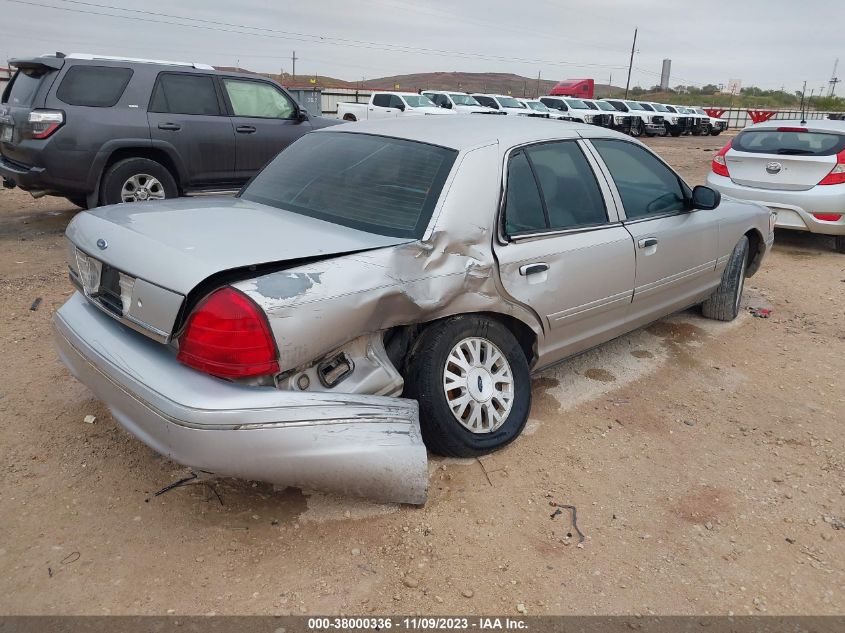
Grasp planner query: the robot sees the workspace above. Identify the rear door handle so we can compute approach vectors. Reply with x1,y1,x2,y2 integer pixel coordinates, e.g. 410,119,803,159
638,237,658,248
157,123,181,131
519,262,549,276
236,125,256,134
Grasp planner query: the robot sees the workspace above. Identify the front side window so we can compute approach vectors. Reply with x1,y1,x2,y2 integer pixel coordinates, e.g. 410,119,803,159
475,96,497,109
223,79,295,118
606,100,628,112
57,65,133,107
504,142,608,235
241,132,457,239
541,98,568,112
150,73,221,115
403,95,435,108
591,139,686,220
639,103,655,111
388,95,405,108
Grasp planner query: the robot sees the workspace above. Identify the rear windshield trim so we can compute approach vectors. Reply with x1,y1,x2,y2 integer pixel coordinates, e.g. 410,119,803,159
240,131,459,239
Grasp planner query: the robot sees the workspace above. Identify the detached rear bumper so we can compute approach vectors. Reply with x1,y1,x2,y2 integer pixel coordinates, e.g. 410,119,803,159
53,292,428,504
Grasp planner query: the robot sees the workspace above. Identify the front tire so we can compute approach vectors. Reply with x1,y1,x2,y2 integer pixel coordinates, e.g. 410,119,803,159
710,129,722,136
629,120,643,137
100,158,178,206
405,316,531,457
702,236,749,321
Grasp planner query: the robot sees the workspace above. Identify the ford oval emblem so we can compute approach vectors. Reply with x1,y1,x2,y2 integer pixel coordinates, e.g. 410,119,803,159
96,238,108,250
766,161,782,174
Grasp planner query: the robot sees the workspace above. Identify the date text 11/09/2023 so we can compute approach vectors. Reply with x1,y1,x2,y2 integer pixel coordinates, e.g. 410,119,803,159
307,617,529,630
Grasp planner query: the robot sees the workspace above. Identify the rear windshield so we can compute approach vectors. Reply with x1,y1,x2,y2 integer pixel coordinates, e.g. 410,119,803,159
2,70,48,106
733,129,845,156
241,132,458,239
57,65,133,107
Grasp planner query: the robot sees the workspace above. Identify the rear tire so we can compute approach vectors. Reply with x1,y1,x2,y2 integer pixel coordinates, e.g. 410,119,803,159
405,316,531,457
702,236,749,321
834,235,845,253
710,129,723,136
100,158,178,206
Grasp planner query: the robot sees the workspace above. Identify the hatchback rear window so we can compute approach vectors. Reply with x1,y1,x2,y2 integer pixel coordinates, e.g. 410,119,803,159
2,70,48,106
241,132,457,239
733,129,845,156
57,66,133,107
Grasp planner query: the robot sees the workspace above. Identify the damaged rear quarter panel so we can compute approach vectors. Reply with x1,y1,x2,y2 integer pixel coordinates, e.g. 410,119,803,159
235,142,543,375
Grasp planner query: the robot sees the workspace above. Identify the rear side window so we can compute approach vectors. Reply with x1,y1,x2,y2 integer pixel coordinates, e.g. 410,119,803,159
733,129,845,156
504,142,607,235
2,70,48,106
149,73,221,115
56,66,133,107
241,132,457,239
372,94,391,107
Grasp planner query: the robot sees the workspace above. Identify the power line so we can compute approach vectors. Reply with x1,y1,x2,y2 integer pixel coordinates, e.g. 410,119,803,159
5,0,631,74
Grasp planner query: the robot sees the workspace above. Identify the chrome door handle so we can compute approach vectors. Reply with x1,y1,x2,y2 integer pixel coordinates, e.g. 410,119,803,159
638,237,658,248
519,262,549,276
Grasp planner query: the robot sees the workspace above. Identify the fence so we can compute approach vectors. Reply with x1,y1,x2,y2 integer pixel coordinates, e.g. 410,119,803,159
701,107,838,130
320,88,375,116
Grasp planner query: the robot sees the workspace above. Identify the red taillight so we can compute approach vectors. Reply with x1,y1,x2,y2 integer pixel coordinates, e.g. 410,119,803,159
177,287,279,379
811,213,842,222
818,149,845,185
28,109,64,139
711,139,732,177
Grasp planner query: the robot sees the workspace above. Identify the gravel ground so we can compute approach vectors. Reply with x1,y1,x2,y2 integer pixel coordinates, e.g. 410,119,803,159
0,133,842,616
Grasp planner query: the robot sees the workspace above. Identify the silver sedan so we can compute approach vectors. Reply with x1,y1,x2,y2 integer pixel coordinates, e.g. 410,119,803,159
707,119,845,252
54,116,774,504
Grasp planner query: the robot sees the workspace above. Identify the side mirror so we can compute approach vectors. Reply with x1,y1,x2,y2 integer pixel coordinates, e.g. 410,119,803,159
691,185,721,210
397,103,406,111
444,102,452,109
296,109,309,122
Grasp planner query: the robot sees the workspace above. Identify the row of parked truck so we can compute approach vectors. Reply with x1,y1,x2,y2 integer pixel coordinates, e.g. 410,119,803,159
336,90,728,137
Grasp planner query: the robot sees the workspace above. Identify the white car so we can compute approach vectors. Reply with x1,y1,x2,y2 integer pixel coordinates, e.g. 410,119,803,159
422,91,499,115
581,98,636,134
337,92,455,122
601,99,664,137
471,94,532,116
517,98,552,118
689,107,728,136
706,119,845,252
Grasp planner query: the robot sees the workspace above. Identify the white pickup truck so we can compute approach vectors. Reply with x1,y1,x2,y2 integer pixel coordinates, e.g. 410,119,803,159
421,91,499,114
337,92,456,122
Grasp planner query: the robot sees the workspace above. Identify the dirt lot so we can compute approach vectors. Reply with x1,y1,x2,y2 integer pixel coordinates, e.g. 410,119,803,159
1,134,842,617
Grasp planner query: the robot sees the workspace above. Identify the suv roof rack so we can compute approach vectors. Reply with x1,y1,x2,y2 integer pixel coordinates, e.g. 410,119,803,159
65,53,214,70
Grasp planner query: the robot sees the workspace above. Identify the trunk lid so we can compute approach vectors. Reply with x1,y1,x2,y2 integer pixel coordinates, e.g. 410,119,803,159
726,127,845,191
66,197,412,341
68,197,412,296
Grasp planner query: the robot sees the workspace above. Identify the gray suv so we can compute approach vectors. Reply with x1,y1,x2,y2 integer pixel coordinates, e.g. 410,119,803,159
0,53,337,208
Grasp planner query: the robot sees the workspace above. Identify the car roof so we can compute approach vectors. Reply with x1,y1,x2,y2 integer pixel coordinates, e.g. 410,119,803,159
748,118,845,133
323,116,605,150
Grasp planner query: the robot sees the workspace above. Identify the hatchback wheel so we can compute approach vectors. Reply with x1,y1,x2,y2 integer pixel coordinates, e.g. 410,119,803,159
702,236,749,321
101,158,178,205
405,316,531,457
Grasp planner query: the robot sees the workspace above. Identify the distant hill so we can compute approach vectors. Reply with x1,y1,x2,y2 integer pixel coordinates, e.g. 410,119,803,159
215,67,624,97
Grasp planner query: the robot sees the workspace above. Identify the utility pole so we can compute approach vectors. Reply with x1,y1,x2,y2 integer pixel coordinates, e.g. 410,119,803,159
608,73,613,97
829,58,840,96
292,50,298,80
799,80,807,123
624,28,638,99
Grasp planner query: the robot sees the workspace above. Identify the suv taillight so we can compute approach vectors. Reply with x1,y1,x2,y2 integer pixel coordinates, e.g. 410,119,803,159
28,109,64,139
177,287,279,379
818,149,845,185
711,139,732,177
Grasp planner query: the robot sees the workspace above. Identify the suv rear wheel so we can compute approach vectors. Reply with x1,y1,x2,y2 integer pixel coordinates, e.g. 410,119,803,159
101,158,178,205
